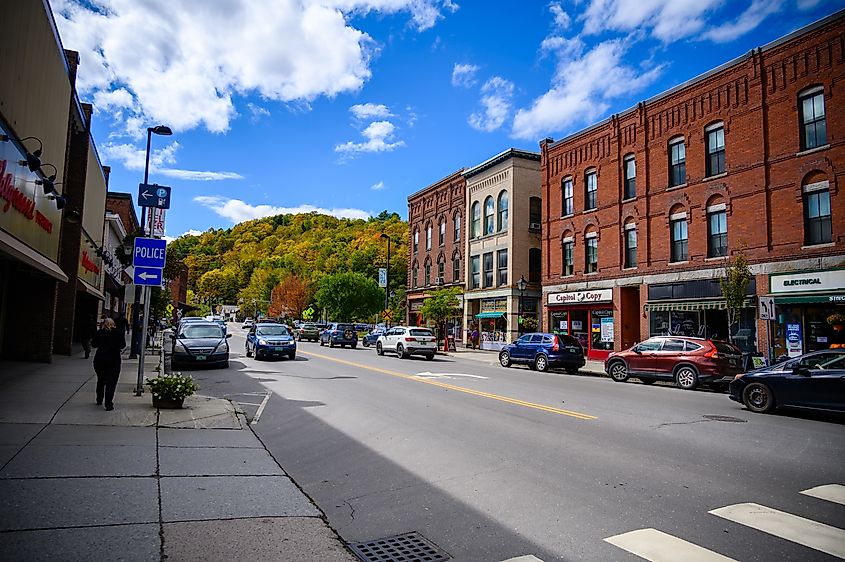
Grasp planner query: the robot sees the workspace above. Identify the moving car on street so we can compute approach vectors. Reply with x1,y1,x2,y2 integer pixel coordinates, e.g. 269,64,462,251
604,336,743,390
242,317,254,329
245,323,296,360
362,327,385,347
376,326,436,360
498,333,585,373
171,321,231,369
295,322,320,342
319,323,358,348
728,349,845,414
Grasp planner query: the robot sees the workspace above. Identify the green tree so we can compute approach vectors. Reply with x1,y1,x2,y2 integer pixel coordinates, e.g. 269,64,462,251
419,287,462,346
720,250,752,344
315,272,383,322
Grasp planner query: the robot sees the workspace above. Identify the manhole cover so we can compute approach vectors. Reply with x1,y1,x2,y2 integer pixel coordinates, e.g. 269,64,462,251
349,531,450,562
703,414,746,423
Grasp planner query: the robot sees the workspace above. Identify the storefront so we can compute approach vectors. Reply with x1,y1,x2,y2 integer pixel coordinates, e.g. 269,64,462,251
408,293,463,344
474,297,509,351
547,289,614,360
768,269,845,358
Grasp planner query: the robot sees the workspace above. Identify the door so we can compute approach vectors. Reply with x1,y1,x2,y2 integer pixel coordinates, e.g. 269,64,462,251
525,334,544,361
788,353,845,410
510,334,532,360
570,309,589,353
654,338,686,376
627,338,663,375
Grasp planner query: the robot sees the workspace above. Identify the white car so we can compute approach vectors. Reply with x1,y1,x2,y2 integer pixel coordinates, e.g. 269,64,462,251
376,326,437,360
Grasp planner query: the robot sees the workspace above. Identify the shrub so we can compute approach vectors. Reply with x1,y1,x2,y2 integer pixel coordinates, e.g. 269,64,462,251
145,373,198,401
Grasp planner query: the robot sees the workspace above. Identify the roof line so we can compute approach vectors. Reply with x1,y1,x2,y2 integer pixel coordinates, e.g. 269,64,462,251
407,168,466,201
463,148,541,180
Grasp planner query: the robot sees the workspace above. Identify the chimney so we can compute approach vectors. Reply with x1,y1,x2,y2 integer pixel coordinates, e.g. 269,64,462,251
102,166,111,187
64,50,79,89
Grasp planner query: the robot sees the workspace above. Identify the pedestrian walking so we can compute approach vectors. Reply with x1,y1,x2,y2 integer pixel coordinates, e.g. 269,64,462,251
79,314,96,359
470,327,479,350
92,317,126,411
114,312,129,335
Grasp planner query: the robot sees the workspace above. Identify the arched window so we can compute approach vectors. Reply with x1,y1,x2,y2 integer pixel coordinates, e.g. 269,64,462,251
561,232,574,276
562,177,573,216
623,155,636,199
799,86,826,150
437,255,445,283
584,169,597,210
668,137,686,187
470,202,480,239
706,196,727,258
484,196,495,236
669,205,688,262
426,223,432,250
623,219,637,268
497,190,509,232
413,229,418,254
802,171,832,245
424,257,432,286
452,251,461,282
439,219,446,247
412,261,418,288
585,228,598,273
705,122,725,177
454,212,461,241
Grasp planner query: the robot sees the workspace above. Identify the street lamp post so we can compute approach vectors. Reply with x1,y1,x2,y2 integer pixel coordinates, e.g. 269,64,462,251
517,275,527,337
130,125,172,361
380,233,391,325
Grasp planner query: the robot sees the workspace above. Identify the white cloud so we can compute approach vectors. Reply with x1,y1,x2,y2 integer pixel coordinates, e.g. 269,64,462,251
371,181,386,190
549,3,571,30
701,0,785,43
451,63,480,88
512,39,663,140
581,0,723,43
335,120,405,155
468,77,515,132
102,142,242,181
194,195,371,223
246,103,271,122
797,0,824,9
164,229,203,243
53,0,455,135
350,103,394,119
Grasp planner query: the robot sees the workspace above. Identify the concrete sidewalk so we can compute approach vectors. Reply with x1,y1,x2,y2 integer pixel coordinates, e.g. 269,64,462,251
446,346,607,375
0,347,355,562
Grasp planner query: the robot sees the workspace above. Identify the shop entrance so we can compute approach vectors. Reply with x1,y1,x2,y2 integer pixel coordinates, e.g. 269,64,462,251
549,306,613,360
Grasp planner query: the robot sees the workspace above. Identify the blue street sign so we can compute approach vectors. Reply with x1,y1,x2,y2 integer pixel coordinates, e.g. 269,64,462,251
138,183,171,209
133,237,167,268
134,266,163,286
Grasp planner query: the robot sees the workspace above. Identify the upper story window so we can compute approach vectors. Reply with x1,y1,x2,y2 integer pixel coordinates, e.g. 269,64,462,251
439,221,445,246
483,252,494,288
670,209,688,262
707,202,727,258
624,221,637,269
424,260,431,286
412,263,418,288
803,179,832,245
437,259,445,283
799,87,826,151
497,249,508,286
529,197,542,230
585,170,597,210
471,202,480,239
470,255,480,289
453,254,461,282
561,236,574,276
669,137,686,187
705,123,725,177
562,177,573,216
623,156,636,200
413,230,418,254
484,196,495,236
529,248,542,282
585,231,598,274
497,190,509,232
426,224,432,250
454,213,461,241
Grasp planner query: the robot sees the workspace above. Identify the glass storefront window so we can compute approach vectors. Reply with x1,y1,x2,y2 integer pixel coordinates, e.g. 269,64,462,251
591,308,614,351
550,310,568,335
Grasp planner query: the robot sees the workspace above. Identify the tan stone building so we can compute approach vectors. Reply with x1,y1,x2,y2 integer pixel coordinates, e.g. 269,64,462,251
463,149,542,350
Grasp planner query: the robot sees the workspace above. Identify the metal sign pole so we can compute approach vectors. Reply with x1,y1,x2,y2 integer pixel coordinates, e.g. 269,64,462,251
135,285,152,395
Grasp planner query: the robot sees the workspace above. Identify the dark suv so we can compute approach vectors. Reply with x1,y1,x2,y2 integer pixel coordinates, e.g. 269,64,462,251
499,333,586,373
604,336,743,390
319,323,358,348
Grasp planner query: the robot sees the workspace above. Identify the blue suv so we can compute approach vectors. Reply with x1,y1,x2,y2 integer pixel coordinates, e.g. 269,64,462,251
499,332,585,373
246,323,296,360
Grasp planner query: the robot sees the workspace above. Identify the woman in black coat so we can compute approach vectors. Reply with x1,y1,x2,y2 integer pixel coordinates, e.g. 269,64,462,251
92,317,126,411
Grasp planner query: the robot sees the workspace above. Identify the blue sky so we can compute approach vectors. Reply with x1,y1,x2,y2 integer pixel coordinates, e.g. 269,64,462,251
51,0,842,239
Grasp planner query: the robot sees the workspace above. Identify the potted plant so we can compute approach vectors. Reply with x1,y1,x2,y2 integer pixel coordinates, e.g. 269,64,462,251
145,372,198,409
827,313,845,332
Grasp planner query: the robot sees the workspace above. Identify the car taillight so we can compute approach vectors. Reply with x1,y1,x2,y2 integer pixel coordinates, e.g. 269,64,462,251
704,344,719,359
551,335,560,352
405,337,416,342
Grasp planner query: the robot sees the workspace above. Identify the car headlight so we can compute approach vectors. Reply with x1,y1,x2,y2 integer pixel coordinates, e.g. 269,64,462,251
174,341,187,352
258,338,268,345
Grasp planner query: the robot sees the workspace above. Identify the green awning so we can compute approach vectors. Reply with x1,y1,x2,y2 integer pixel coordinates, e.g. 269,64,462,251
774,294,845,304
476,312,506,319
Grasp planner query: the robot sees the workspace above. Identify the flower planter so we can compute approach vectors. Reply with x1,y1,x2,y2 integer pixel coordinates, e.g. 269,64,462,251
152,396,184,409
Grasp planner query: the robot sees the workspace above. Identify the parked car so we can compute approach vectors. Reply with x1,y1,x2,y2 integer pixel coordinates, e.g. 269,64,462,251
604,336,743,390
242,317,254,329
171,321,231,369
245,323,296,360
498,333,585,373
319,323,358,348
376,326,436,360
728,349,845,414
295,322,320,342
362,328,385,347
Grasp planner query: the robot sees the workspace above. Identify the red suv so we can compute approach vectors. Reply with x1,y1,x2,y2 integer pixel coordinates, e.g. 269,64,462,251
604,336,743,390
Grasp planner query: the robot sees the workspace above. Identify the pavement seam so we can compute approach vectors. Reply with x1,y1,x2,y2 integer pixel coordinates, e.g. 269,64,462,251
156,410,166,562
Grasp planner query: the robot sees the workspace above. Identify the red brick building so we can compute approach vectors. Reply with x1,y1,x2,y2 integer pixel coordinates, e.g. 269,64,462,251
406,170,466,335
540,12,844,363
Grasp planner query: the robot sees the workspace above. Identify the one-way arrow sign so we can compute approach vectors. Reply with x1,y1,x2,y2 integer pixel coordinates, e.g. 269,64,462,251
134,266,163,286
138,183,171,209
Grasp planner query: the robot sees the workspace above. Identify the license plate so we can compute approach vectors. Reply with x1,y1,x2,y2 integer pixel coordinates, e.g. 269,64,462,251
273,347,284,351
196,355,206,361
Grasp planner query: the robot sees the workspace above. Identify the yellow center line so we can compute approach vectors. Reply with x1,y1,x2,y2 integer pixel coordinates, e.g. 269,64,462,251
300,350,597,421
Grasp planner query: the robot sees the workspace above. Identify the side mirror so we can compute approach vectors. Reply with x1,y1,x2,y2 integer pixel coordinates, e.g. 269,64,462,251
632,345,641,354
792,365,811,377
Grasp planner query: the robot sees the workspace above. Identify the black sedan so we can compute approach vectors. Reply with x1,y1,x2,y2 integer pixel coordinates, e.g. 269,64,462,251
728,349,845,414
171,321,231,369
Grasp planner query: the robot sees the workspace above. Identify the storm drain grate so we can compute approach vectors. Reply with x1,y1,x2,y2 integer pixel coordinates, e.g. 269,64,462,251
703,414,747,423
349,531,451,562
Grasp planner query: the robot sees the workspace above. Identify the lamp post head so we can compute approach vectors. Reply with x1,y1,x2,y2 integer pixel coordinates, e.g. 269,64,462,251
517,275,527,292
380,233,389,241
149,125,172,136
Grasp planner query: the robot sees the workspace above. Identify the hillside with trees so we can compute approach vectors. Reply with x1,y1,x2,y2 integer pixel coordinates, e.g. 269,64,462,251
167,211,407,321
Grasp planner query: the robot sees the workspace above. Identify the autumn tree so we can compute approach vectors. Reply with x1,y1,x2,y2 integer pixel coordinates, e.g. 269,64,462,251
720,250,752,344
269,274,313,319
315,272,383,322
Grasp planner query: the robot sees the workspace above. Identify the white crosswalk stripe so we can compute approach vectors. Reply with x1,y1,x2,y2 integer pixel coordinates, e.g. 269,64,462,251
709,502,845,559
604,528,737,562
801,484,845,506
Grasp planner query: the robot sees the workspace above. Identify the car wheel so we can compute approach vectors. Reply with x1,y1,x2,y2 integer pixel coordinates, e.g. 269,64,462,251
220,360,229,369
499,351,511,368
363,340,370,347
376,342,384,356
534,354,549,372
288,353,296,361
743,382,775,413
397,343,406,358
329,340,335,348
608,361,629,382
319,338,324,347
245,345,252,358
675,365,699,390
425,353,434,361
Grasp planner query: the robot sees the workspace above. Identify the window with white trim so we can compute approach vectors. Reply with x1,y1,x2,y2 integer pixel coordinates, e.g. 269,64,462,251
799,87,826,150
624,222,637,268
670,212,688,262
803,180,832,245
623,155,636,200
585,232,598,273
562,238,573,276
562,177,573,216
669,137,686,187
707,203,727,258
585,170,597,210
705,123,725,177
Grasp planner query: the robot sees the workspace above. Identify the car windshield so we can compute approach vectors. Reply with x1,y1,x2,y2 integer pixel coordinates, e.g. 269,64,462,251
181,325,223,339
410,329,433,337
302,324,316,329
256,326,289,336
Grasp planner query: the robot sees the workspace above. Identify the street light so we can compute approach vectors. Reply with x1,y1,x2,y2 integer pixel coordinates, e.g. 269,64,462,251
517,275,527,337
130,125,172,365
380,233,391,324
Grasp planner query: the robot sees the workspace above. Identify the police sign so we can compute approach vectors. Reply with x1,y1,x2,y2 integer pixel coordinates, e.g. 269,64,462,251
133,237,167,268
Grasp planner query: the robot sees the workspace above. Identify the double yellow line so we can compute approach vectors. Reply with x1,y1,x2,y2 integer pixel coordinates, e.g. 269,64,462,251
300,350,597,421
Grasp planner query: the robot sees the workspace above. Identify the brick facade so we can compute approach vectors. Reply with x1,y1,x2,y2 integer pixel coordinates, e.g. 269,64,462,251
540,13,845,362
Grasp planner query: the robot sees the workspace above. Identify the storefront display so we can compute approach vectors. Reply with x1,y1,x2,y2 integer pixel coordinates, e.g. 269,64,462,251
476,297,508,350
547,289,614,360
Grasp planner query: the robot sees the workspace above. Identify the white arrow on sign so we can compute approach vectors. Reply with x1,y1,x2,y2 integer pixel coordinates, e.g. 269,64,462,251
139,271,159,281
141,190,152,201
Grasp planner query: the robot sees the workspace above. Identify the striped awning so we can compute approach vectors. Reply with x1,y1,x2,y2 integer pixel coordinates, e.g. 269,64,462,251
644,299,756,312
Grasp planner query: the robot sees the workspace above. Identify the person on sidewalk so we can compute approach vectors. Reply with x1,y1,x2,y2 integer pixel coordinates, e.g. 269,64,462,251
92,317,126,411
79,314,96,359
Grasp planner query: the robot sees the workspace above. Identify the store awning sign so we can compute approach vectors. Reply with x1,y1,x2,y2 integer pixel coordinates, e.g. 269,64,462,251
548,289,612,305
770,269,845,293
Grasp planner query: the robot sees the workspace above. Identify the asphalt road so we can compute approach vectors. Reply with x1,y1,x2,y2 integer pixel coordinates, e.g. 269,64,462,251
187,325,845,562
